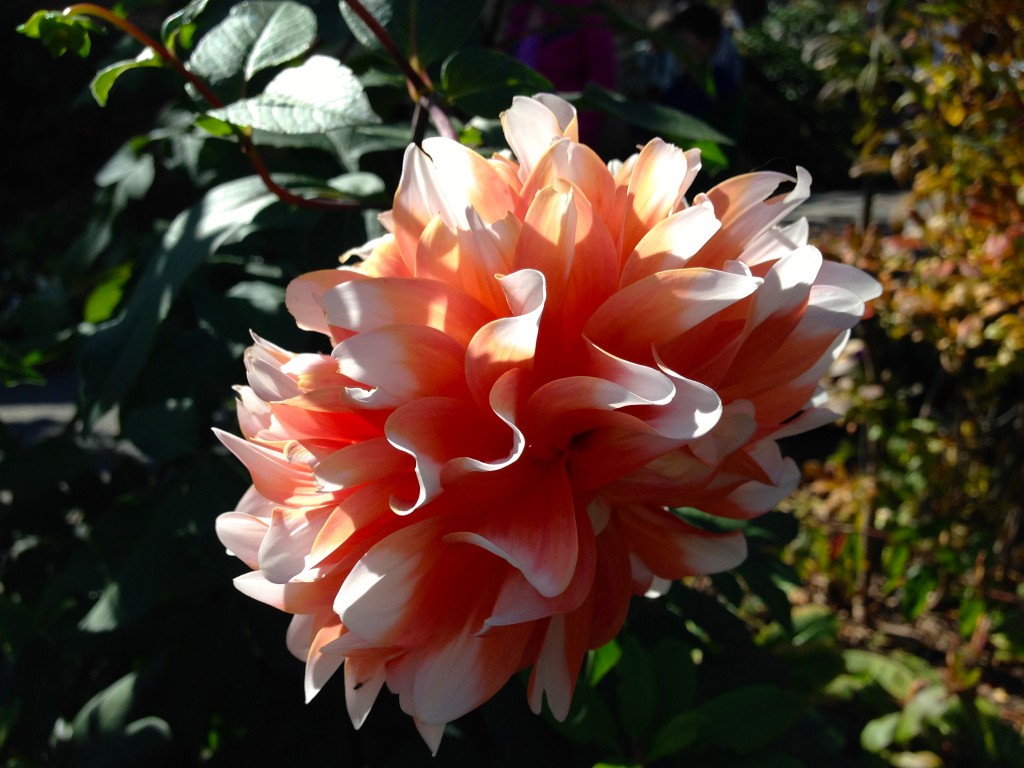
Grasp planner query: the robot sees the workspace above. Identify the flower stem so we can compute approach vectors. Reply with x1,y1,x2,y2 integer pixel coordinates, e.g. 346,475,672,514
339,0,456,142
339,0,429,96
63,3,362,211
64,3,222,107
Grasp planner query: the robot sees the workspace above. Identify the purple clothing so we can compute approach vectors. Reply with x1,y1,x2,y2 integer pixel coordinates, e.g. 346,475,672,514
505,0,617,144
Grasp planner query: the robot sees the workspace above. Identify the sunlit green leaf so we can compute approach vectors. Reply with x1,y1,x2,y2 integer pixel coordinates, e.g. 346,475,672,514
207,55,380,134
588,639,621,687
188,0,317,84
90,48,162,106
71,672,138,739
84,264,133,324
161,0,210,48
17,10,103,58
441,48,551,118
326,172,386,199
861,711,900,753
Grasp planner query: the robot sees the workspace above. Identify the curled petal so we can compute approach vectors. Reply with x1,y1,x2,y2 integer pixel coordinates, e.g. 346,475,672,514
465,269,546,406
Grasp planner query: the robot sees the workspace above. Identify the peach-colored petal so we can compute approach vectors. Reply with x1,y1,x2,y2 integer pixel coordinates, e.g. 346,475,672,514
445,462,577,598
285,269,367,335
313,437,412,492
620,200,721,287
690,167,812,270
333,324,468,408
465,269,546,406
618,139,702,258
321,277,495,347
585,268,762,363
501,94,578,181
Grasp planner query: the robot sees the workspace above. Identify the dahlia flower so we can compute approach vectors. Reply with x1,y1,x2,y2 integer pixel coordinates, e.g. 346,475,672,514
215,93,880,751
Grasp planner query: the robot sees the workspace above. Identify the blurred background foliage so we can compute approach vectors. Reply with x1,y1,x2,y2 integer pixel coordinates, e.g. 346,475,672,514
1,0,1022,766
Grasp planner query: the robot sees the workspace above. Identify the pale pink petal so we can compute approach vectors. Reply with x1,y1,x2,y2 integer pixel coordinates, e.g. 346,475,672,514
816,259,883,303
259,506,329,583
304,620,346,702
313,438,413,492
411,621,534,726
333,325,468,408
286,612,318,659
233,571,333,614
285,269,366,335
585,268,762,363
619,200,721,287
321,277,495,347
501,94,578,181
618,140,702,258
215,510,268,569
445,463,578,598
344,655,387,728
465,269,546,406
692,167,813,269
214,429,334,507
527,609,590,721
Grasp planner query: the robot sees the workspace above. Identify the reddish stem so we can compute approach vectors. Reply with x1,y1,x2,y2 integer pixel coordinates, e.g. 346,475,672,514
64,3,222,107
64,3,362,211
339,0,430,96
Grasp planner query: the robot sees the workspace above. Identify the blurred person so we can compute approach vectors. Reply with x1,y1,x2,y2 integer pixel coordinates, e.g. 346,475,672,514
503,0,617,146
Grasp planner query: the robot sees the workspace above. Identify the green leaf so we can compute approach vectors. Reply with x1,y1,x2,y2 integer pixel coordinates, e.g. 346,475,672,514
79,177,279,427
340,0,485,67
861,711,900,753
194,114,236,136
207,55,380,134
326,172,386,199
738,554,794,635
122,398,200,462
614,634,656,741
90,48,163,106
84,264,133,324
843,649,921,701
441,48,551,118
894,685,952,744
71,672,138,740
577,83,734,146
94,141,156,201
651,636,696,714
699,684,805,754
648,710,705,761
188,0,317,84
671,506,746,533
588,639,622,687
17,10,103,58
161,0,210,48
